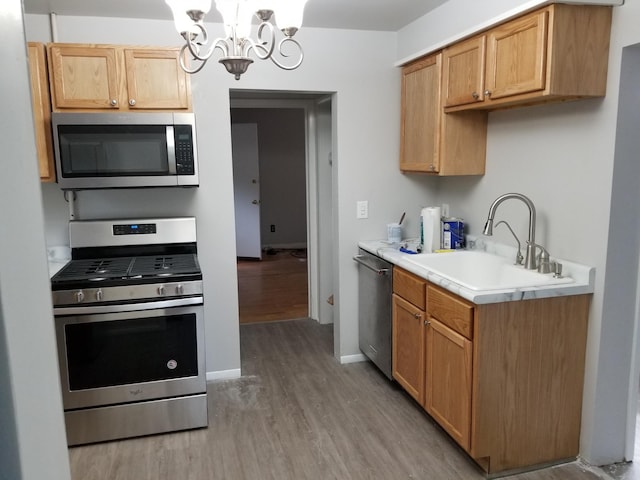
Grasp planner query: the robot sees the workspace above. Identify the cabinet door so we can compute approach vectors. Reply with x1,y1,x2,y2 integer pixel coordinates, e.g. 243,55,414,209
48,45,120,109
392,294,425,403
400,54,441,173
123,48,190,110
485,9,548,101
27,43,55,182
425,317,473,451
442,36,486,108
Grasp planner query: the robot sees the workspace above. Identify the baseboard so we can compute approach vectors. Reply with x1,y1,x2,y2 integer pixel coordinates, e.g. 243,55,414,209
262,242,307,250
340,353,367,364
206,368,241,382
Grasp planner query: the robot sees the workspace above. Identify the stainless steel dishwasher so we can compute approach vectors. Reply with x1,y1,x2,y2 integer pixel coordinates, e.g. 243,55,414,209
353,248,393,379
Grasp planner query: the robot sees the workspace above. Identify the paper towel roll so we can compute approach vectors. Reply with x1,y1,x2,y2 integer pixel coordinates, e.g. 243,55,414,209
421,207,441,253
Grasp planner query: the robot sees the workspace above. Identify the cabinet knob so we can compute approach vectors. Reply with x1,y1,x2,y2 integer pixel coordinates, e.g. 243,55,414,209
484,90,492,97
110,99,117,106
424,319,431,326
472,91,480,100
429,164,435,172
129,99,136,106
414,312,422,319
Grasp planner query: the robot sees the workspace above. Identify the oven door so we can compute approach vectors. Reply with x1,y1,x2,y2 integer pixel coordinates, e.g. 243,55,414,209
55,300,205,411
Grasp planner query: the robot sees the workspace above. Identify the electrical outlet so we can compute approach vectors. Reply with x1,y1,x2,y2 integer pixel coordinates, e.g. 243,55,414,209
356,200,368,219
270,224,276,232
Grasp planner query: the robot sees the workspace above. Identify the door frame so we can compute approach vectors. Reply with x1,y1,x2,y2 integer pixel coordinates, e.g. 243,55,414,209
230,94,327,323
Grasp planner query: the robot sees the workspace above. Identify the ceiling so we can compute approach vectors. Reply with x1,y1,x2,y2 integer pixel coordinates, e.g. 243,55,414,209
21,0,449,32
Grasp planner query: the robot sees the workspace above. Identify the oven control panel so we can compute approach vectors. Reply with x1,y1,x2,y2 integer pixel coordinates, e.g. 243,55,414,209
52,280,204,307
113,223,157,235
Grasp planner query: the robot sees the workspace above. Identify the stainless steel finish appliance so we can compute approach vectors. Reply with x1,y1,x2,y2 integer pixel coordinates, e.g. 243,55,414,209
51,217,207,445
353,248,393,379
51,112,198,190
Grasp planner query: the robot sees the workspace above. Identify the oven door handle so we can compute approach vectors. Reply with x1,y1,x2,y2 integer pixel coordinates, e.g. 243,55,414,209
54,296,203,316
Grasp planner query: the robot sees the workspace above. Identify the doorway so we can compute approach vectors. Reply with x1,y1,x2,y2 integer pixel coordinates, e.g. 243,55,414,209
230,92,335,328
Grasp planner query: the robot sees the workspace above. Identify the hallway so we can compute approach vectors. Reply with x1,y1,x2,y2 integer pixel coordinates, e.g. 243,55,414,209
237,248,309,324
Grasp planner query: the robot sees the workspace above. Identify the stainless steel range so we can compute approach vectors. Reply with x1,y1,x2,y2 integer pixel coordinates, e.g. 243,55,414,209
51,217,207,446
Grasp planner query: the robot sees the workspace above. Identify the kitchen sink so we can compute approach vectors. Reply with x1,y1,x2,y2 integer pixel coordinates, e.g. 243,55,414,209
403,250,574,291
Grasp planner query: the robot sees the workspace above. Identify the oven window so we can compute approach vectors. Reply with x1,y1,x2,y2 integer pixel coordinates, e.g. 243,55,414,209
65,313,198,390
58,124,169,177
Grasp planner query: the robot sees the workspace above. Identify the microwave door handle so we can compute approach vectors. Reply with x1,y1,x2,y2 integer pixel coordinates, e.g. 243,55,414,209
166,126,177,175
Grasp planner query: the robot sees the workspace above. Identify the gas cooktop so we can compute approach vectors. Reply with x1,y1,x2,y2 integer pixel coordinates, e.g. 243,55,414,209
51,254,201,289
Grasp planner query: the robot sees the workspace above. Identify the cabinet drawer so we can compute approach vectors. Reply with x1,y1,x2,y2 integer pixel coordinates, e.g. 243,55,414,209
393,268,426,310
427,284,474,339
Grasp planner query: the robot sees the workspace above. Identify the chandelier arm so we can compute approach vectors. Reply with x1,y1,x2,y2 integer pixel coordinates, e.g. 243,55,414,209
184,24,233,62
179,44,208,74
250,22,276,60
266,37,304,71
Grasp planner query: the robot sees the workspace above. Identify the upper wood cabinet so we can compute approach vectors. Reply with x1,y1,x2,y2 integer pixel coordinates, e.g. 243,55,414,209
27,42,55,182
47,43,192,112
442,4,612,111
441,36,486,108
400,53,487,175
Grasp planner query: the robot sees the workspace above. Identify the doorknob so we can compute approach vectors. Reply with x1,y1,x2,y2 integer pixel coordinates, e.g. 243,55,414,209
252,200,259,204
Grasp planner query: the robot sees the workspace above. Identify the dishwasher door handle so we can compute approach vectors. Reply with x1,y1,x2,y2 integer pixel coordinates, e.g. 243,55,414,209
353,255,390,276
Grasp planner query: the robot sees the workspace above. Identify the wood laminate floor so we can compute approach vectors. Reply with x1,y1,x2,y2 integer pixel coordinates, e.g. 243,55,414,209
69,319,616,480
237,249,308,324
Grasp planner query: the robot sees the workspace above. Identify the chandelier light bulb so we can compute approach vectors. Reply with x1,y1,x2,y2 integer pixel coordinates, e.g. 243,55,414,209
166,0,199,33
185,0,213,14
274,0,308,35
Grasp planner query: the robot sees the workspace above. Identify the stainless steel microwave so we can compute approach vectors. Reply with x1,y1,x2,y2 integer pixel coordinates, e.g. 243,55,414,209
51,112,199,190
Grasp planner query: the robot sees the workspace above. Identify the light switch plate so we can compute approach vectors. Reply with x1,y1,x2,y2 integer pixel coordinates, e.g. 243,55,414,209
356,200,368,219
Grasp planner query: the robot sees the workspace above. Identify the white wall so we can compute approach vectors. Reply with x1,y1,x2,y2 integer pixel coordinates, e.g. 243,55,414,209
0,1,71,478
396,0,640,466
26,14,439,377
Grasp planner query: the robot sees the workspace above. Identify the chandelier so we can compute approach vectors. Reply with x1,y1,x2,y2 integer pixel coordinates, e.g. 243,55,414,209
165,0,308,80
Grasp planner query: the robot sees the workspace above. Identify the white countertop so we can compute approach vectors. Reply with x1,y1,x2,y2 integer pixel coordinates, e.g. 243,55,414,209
357,237,595,305
48,260,69,278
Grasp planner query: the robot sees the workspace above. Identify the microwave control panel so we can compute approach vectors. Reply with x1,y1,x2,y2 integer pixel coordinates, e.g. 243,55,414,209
174,125,195,175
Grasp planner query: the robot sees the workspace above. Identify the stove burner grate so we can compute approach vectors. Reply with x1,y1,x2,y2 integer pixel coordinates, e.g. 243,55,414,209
130,254,200,277
54,258,133,282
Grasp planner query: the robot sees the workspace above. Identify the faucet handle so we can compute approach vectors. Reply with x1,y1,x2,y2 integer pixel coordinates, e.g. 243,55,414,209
553,262,563,278
536,246,553,274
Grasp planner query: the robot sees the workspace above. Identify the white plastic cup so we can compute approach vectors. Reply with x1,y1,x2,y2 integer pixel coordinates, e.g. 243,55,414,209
387,223,402,244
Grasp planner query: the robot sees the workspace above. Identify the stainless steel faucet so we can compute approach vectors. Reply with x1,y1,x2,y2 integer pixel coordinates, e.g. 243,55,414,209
495,220,524,265
483,193,538,270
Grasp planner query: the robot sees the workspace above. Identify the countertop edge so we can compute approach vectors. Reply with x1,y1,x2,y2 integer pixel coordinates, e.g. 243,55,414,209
357,240,595,305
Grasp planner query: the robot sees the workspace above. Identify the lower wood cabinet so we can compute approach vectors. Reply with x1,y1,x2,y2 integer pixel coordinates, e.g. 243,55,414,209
391,294,425,403
391,266,591,475
425,316,473,451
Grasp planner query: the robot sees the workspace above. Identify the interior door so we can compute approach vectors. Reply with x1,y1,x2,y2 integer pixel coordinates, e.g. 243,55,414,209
232,123,262,259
